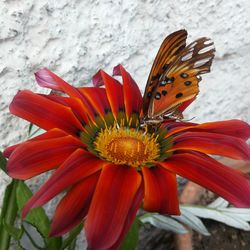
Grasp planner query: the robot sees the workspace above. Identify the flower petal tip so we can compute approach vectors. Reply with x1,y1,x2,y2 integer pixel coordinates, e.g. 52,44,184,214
34,67,48,75
112,64,122,76
92,69,104,87
6,163,28,180
34,68,55,87
21,206,29,219
3,147,12,158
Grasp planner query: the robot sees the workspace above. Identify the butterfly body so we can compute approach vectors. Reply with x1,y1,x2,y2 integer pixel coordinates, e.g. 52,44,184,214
141,30,215,127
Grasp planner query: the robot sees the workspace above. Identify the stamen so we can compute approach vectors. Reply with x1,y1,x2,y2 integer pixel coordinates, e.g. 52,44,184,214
128,117,132,127
81,112,173,168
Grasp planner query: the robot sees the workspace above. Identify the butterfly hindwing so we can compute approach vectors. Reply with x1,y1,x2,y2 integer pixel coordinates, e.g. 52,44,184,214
146,33,215,119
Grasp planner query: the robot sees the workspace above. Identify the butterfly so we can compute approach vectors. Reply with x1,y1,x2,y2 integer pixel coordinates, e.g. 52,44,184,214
141,29,215,126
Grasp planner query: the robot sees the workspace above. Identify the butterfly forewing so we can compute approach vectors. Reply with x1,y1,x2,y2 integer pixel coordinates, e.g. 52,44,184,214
146,32,215,119
143,30,188,114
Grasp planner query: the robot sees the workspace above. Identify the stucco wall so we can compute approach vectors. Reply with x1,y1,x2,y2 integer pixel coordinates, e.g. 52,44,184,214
1,0,250,248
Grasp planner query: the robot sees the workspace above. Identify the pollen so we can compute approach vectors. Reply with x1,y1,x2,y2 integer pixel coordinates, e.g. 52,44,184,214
94,126,160,167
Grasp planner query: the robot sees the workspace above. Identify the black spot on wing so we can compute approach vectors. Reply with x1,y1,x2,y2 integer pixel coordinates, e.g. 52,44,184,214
176,93,183,98
184,81,192,86
162,90,168,96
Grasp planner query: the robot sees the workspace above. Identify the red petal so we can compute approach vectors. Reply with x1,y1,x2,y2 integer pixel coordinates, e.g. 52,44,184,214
85,165,142,250
3,129,69,158
113,65,142,118
50,172,100,236
35,68,68,91
22,149,106,218
35,68,96,120
172,131,250,160
7,134,83,179
92,70,104,87
142,166,180,215
78,87,110,118
178,97,196,112
167,120,250,140
3,145,19,158
35,68,80,97
94,70,124,118
10,90,84,135
42,94,91,124
163,120,197,130
110,184,144,250
160,153,250,207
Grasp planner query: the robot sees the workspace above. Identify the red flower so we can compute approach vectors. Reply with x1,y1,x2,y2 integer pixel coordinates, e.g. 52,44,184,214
4,65,250,250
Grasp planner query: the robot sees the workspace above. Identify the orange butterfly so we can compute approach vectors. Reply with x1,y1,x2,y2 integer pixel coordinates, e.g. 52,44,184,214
142,29,215,125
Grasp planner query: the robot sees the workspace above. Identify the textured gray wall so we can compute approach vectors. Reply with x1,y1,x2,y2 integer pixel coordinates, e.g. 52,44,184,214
1,0,250,248
1,0,250,147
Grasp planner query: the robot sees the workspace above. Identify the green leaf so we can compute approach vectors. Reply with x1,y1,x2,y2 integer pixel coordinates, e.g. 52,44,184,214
47,236,62,250
16,181,62,249
28,123,34,136
120,217,140,250
3,220,23,240
15,246,25,250
0,151,7,172
0,180,19,250
66,238,77,250
16,181,50,238
60,223,82,250
28,123,42,138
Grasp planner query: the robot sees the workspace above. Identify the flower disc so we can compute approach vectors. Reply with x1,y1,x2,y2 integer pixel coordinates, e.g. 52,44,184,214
94,126,160,167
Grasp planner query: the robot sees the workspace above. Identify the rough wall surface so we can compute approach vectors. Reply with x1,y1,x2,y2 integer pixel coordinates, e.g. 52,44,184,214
0,0,250,248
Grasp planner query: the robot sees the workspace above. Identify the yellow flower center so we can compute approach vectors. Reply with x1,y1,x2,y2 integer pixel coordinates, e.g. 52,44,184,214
94,126,160,167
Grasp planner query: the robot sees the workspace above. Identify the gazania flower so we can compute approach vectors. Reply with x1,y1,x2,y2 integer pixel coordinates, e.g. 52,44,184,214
4,65,250,250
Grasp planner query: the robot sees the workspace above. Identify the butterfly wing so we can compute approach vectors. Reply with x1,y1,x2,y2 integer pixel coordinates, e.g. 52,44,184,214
147,35,215,119
142,30,188,114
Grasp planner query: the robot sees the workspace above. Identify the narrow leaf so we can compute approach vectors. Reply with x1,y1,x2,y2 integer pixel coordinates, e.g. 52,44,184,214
120,217,140,250
208,197,229,208
3,220,23,240
47,237,62,250
183,205,250,231
28,123,43,138
140,213,188,234
0,151,7,172
28,123,34,136
174,208,210,235
60,223,82,250
219,207,250,221
16,181,62,249
66,238,77,250
16,181,50,238
0,180,19,250
15,247,25,250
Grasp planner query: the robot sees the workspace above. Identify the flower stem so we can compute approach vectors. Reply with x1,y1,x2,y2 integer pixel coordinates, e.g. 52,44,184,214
0,180,19,250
